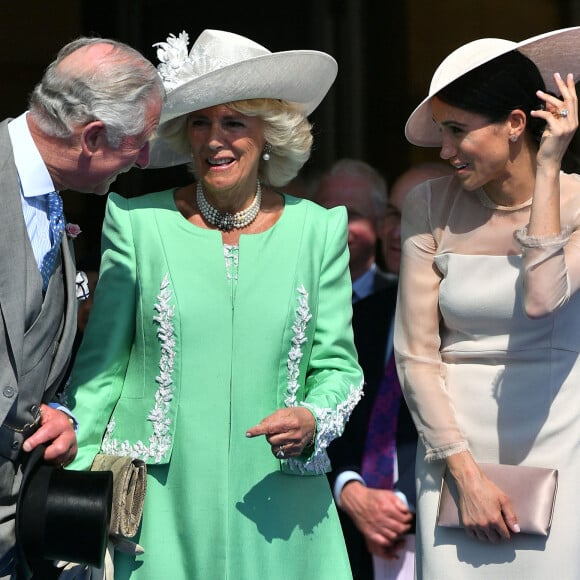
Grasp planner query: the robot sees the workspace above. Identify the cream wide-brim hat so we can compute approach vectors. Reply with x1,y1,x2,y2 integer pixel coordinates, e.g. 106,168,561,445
405,26,580,147
149,29,338,168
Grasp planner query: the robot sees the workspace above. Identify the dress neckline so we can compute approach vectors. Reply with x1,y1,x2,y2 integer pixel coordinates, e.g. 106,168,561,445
475,188,532,211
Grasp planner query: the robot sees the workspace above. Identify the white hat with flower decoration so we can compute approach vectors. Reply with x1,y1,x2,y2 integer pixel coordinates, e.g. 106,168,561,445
149,29,337,167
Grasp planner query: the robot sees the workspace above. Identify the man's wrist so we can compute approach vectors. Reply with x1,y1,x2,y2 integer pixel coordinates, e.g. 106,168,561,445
47,402,78,432
333,470,366,507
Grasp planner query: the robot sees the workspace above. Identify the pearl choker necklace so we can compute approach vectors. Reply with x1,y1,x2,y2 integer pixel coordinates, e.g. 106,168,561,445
196,181,262,232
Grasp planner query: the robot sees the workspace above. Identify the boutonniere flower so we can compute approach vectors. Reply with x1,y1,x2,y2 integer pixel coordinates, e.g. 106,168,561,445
65,223,82,239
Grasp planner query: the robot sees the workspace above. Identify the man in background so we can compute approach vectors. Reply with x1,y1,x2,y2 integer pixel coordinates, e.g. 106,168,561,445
327,162,452,579
313,158,392,301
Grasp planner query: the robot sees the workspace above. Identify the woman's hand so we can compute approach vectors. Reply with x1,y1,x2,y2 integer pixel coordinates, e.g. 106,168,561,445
246,407,316,459
533,72,578,166
446,451,520,543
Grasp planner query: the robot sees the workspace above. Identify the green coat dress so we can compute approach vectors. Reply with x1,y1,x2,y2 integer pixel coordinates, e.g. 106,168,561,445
67,189,364,579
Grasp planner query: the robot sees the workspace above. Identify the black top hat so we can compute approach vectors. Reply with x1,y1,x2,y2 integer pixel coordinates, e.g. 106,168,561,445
16,445,113,579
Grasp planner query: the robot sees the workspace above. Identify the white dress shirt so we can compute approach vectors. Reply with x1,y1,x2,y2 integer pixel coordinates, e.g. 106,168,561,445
8,112,56,269
352,263,377,303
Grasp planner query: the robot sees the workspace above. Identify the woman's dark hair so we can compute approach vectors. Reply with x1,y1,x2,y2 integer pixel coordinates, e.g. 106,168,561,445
437,50,547,145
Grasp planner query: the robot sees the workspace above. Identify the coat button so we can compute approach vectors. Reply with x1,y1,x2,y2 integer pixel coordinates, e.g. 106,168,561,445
11,441,19,450
3,386,14,398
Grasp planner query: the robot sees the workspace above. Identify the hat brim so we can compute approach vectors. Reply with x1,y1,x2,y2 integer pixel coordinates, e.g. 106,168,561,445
149,50,337,168
406,26,580,146
15,445,44,579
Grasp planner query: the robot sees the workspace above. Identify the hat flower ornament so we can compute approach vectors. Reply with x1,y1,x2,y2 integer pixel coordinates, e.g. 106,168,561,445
155,31,235,92
154,32,192,90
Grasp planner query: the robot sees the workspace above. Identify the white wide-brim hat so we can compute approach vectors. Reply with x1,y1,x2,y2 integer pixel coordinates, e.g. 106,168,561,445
406,26,580,147
149,29,338,167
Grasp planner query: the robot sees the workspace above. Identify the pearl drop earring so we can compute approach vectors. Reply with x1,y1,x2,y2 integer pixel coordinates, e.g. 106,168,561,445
262,144,271,161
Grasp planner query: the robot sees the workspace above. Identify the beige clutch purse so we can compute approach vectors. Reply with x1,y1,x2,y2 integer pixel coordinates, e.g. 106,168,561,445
437,463,558,536
91,454,147,537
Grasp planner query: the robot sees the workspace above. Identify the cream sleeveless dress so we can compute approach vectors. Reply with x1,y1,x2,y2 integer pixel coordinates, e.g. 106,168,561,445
395,173,580,578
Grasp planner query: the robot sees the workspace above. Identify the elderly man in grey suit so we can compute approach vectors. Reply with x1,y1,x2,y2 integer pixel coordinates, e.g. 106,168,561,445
0,37,163,577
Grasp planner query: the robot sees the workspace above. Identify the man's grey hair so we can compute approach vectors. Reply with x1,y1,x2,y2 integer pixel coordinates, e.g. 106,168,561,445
29,37,164,147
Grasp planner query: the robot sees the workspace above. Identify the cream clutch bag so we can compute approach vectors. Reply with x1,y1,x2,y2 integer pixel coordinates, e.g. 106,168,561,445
437,463,558,536
91,454,147,537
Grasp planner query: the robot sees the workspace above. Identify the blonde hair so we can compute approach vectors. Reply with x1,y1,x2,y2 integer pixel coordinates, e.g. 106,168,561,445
159,98,313,187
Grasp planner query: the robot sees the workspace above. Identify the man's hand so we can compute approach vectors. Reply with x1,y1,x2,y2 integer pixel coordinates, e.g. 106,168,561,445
22,404,77,466
340,481,413,559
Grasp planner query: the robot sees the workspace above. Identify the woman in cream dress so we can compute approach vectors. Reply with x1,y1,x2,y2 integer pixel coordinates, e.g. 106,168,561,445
397,27,580,578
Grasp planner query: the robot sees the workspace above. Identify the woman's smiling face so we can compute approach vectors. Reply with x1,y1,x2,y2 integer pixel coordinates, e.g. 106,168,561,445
187,104,265,194
432,96,512,191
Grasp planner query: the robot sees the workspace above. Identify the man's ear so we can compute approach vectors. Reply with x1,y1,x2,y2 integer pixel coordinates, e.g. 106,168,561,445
80,121,107,155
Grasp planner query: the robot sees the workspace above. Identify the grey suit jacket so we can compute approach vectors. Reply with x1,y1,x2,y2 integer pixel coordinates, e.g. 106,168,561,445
0,118,79,574
0,119,77,455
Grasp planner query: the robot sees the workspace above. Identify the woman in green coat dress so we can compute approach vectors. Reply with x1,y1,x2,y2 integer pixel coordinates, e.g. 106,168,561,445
67,29,364,579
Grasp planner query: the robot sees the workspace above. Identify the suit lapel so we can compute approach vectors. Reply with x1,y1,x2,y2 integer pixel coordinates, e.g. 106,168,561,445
0,120,28,377
45,236,77,396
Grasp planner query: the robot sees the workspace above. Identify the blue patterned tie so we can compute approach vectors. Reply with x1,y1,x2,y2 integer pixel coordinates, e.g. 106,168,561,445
40,191,65,291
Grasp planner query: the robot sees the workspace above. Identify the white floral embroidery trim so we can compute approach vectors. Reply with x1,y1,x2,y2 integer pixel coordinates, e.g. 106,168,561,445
224,244,239,282
287,383,364,474
100,274,176,463
284,285,311,407
283,285,364,474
